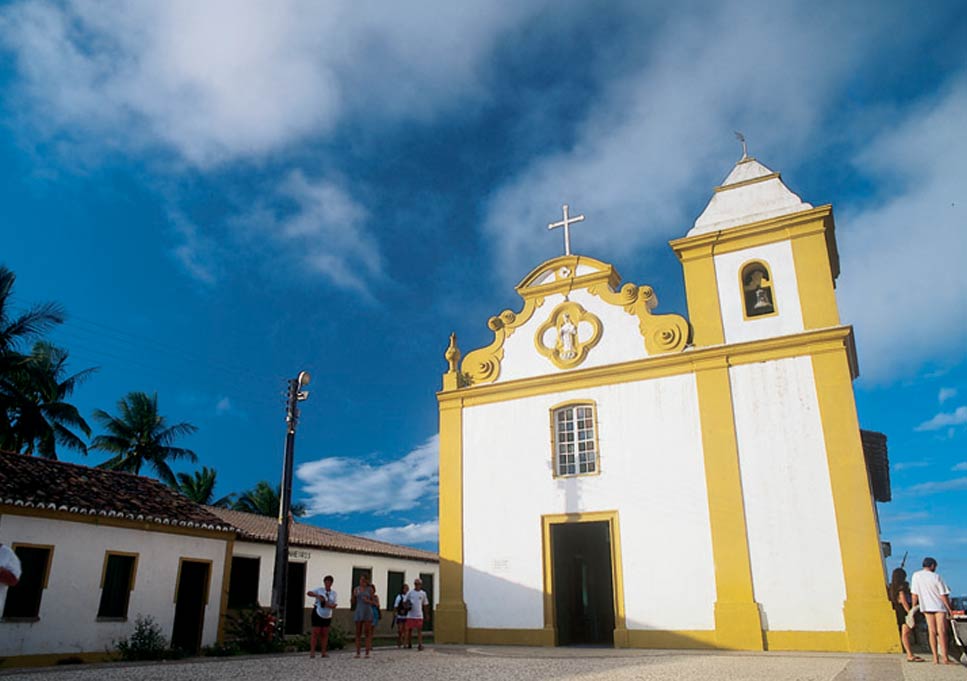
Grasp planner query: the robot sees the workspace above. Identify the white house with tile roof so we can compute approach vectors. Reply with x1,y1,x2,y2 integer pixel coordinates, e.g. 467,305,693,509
0,454,438,668
0,452,235,667
208,507,438,636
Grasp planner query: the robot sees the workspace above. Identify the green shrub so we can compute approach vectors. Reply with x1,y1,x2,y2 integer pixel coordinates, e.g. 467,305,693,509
115,615,180,661
289,633,311,651
327,624,347,650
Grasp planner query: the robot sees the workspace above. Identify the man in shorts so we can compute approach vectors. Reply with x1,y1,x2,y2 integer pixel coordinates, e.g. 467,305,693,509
404,577,430,651
307,575,337,658
911,557,953,665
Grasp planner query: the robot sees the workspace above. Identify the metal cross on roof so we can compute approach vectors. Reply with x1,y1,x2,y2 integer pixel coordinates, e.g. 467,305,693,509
548,204,585,256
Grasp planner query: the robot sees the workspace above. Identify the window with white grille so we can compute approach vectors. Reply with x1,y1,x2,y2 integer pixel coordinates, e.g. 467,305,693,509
553,403,598,476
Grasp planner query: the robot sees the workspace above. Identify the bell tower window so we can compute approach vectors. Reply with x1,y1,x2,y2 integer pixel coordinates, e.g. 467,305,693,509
741,261,777,319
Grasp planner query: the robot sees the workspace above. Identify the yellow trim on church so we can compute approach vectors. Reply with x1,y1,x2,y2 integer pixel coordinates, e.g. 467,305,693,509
436,394,467,643
540,511,628,647
439,198,896,652
441,326,857,409
693,358,764,650
670,204,840,346
812,348,901,653
458,254,689,386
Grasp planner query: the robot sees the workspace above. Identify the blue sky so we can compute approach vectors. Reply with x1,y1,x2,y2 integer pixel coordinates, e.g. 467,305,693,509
1,1,965,589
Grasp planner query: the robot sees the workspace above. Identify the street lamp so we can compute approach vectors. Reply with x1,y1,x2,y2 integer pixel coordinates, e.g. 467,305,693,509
270,371,310,632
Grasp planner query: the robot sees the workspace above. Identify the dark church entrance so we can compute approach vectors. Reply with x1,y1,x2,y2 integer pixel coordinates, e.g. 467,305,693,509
550,521,615,646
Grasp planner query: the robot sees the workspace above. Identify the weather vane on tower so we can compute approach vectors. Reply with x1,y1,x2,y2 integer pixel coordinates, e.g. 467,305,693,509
548,204,585,256
734,131,749,160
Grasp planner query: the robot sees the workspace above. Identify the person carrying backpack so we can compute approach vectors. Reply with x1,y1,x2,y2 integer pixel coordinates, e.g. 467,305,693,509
393,583,410,648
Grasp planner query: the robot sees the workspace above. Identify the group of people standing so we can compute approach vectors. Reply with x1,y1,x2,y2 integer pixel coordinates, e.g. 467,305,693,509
306,573,429,659
888,556,957,665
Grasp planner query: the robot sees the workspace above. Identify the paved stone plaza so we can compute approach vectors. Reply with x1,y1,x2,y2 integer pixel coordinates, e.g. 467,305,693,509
2,646,964,681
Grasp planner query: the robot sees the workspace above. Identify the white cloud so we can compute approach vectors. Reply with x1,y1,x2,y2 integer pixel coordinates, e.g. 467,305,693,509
880,510,930,523
215,396,232,414
902,476,967,497
235,170,381,295
296,434,438,516
0,0,547,168
953,462,967,472
359,520,439,546
889,532,936,548
892,460,930,472
169,211,218,285
887,525,967,551
481,3,899,282
915,406,967,432
838,78,967,382
939,387,958,404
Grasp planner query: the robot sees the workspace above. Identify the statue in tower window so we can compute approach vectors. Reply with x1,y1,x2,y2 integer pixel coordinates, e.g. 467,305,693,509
558,313,578,359
742,263,776,317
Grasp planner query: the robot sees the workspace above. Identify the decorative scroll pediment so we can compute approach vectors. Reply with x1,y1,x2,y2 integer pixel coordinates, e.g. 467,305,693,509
446,255,691,388
459,296,544,386
516,255,621,298
585,281,690,356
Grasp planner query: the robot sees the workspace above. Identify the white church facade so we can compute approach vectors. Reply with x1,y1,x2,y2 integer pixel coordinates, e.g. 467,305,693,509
436,156,898,653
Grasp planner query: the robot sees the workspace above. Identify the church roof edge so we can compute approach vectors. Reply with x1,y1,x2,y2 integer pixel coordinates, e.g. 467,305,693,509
688,157,813,237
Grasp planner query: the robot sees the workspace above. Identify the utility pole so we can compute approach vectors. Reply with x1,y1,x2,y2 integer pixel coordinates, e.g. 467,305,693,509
270,371,310,633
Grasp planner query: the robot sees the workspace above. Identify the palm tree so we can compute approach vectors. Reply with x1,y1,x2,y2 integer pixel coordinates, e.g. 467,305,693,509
233,480,307,517
1,341,94,458
0,266,64,355
171,466,235,507
92,391,198,485
0,265,66,439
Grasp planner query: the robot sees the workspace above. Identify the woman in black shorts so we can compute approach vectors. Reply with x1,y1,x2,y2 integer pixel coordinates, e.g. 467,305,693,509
307,575,337,658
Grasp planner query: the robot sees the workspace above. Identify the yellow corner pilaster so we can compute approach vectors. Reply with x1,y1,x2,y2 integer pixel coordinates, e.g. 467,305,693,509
694,359,763,650
436,393,467,643
811,347,900,653
675,243,724,347
790,224,840,329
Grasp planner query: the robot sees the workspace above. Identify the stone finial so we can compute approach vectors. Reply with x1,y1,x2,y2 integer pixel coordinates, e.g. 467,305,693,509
445,332,461,373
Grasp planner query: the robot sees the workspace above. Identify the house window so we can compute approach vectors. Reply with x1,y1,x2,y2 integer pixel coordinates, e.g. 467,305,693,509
552,402,598,476
227,556,261,608
97,552,138,619
2,544,53,620
741,261,777,318
351,566,372,590
418,572,434,630
387,570,405,606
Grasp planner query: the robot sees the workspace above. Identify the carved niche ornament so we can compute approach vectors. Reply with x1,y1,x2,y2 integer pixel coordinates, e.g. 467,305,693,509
535,301,603,369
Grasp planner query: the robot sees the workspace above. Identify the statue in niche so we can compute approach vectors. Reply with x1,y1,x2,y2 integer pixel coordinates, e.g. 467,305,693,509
558,313,577,359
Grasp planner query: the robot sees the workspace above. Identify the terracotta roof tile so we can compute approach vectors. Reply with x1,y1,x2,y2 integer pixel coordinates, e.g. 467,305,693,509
206,506,438,563
0,451,233,532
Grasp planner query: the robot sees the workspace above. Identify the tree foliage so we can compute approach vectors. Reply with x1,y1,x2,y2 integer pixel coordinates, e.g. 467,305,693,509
232,480,307,517
92,391,198,485
0,265,95,459
171,465,235,507
0,341,94,457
